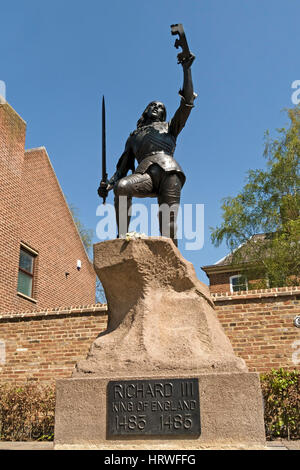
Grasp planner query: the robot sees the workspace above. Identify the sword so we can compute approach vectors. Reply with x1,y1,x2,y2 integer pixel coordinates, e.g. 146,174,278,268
99,95,108,204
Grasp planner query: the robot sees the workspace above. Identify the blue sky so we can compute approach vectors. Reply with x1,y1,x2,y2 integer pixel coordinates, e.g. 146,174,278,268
1,0,299,283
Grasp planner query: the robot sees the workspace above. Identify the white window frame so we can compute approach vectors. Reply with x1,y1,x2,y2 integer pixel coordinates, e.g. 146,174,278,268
229,274,248,293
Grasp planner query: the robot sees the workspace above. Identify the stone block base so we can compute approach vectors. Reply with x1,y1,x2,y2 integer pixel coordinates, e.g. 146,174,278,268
54,372,266,450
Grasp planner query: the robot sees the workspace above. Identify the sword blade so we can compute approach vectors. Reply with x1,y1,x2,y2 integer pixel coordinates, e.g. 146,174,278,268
102,95,107,182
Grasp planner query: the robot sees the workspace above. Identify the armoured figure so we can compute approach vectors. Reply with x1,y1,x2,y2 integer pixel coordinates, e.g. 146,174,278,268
98,31,196,246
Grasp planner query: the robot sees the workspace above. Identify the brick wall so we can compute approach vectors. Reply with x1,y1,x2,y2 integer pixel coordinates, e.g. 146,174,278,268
0,304,108,384
1,288,299,385
208,271,266,294
0,103,26,312
213,286,300,373
208,271,236,294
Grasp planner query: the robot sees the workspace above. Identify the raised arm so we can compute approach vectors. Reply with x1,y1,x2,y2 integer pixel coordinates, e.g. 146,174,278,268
169,54,197,138
181,54,196,104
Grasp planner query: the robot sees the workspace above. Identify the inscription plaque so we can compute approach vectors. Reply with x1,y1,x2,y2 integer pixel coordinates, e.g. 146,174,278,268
107,378,200,437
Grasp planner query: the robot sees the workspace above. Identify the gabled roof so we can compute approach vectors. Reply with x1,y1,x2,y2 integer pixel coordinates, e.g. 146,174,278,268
24,146,93,265
202,234,268,275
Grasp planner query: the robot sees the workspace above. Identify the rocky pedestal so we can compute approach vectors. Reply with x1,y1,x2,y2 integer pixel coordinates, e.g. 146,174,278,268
54,238,266,449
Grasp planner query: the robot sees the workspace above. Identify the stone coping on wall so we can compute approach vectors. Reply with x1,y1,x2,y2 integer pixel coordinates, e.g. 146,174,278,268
0,303,108,321
211,285,300,301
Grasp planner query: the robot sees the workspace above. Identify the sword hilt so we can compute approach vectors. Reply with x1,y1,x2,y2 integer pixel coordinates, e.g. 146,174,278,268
99,178,108,205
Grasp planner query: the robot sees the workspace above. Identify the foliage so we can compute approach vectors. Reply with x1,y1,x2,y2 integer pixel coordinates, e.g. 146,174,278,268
260,369,299,440
0,383,55,441
69,203,94,255
211,106,300,287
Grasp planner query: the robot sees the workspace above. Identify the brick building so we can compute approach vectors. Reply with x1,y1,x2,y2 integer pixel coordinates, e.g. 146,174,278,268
201,234,269,295
0,100,96,312
202,248,300,373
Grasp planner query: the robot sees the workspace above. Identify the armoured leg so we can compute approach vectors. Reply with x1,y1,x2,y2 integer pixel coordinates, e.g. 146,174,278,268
113,173,154,237
157,172,182,247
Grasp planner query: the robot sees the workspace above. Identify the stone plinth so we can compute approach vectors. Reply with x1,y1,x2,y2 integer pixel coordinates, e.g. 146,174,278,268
54,238,266,449
54,373,266,449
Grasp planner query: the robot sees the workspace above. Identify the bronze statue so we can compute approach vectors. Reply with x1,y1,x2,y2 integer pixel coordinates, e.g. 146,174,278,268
98,24,196,246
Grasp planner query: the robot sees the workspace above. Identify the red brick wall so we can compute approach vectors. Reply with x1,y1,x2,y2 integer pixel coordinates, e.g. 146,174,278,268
0,305,108,384
208,271,235,294
0,101,96,313
213,286,300,373
208,271,263,294
16,147,96,310
0,290,298,385
0,103,26,312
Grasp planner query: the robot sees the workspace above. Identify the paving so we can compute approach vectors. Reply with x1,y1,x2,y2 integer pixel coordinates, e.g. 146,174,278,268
0,440,299,451
0,441,53,450
266,440,300,451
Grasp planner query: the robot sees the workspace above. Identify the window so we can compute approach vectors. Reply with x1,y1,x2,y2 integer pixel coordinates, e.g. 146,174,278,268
230,274,248,293
17,246,37,299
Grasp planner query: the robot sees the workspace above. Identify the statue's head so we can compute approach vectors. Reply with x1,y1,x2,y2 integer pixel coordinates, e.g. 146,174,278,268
137,101,166,128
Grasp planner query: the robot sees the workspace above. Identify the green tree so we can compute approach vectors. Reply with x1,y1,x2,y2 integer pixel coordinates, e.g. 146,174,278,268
211,106,300,288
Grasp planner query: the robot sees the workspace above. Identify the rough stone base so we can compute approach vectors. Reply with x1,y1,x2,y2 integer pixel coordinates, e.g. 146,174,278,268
54,372,266,450
74,239,248,378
